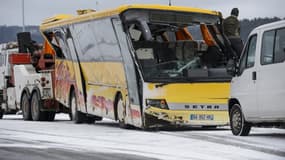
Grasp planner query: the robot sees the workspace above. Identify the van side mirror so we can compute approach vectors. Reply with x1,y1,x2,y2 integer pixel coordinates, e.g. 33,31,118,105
226,59,237,76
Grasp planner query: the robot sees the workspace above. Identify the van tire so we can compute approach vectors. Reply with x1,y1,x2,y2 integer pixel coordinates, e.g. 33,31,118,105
21,92,32,121
69,91,84,124
230,104,251,136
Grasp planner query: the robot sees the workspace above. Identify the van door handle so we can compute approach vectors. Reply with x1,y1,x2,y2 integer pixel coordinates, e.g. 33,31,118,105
252,71,257,80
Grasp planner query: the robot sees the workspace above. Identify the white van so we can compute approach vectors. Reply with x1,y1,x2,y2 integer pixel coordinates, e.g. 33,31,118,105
228,20,285,136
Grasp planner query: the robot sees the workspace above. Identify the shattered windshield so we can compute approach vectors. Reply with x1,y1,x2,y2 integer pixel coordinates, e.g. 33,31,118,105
124,10,233,82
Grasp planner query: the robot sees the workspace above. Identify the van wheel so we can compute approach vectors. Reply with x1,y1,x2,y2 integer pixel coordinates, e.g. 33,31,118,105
21,92,32,120
116,94,130,129
31,91,46,121
69,91,84,124
230,104,251,136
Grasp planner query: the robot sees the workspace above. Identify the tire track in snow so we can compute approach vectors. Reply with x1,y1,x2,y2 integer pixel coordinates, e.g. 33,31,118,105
160,131,285,157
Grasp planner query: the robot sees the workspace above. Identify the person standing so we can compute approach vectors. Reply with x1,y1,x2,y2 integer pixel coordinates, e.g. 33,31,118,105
223,8,244,58
223,8,240,37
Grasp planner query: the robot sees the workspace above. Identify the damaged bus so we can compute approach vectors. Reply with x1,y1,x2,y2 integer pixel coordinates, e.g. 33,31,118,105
40,5,236,128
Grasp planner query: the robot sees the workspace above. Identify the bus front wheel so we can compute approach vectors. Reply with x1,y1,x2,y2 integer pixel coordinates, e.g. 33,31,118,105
116,94,129,129
230,104,251,136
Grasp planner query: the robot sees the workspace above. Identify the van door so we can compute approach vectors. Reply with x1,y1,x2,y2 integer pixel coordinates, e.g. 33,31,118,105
258,28,285,119
232,34,258,119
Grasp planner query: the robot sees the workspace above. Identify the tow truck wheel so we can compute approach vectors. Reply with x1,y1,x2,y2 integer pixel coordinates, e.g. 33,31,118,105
21,93,32,120
69,91,84,124
230,104,251,136
31,91,45,121
116,94,130,129
44,111,56,121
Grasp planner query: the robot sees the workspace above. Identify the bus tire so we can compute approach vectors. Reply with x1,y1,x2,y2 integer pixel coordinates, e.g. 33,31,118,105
230,104,251,136
69,91,84,124
21,92,32,121
31,91,45,121
116,94,130,129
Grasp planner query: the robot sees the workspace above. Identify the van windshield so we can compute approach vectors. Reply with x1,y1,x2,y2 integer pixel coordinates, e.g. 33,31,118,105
123,10,234,82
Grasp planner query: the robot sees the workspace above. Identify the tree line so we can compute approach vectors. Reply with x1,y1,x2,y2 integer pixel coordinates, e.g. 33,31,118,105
0,17,283,44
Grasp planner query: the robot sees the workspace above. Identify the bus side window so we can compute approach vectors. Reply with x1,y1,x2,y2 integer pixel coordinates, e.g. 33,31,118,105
54,30,69,59
65,28,78,62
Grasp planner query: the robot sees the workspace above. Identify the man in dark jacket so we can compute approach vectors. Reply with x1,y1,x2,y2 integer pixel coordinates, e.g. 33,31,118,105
223,8,243,58
223,8,240,37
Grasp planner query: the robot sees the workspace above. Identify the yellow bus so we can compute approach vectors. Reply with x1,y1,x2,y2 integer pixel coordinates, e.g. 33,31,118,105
40,5,236,128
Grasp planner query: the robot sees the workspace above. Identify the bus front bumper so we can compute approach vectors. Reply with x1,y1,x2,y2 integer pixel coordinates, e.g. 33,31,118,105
144,107,229,127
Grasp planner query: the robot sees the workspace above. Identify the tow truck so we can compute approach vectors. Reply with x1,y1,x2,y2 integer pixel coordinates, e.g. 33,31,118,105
0,32,63,120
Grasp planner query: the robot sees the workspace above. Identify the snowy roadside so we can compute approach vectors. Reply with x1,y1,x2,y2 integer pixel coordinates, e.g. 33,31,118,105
0,114,284,160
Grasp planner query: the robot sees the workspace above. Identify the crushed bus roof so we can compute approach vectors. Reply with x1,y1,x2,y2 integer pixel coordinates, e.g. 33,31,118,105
40,4,221,30
42,14,74,25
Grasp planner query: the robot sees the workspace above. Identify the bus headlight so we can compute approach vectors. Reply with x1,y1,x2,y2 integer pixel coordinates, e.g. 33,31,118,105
146,99,169,110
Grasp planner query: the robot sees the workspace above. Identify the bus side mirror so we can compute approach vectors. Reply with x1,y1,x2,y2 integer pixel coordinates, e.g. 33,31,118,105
226,59,237,76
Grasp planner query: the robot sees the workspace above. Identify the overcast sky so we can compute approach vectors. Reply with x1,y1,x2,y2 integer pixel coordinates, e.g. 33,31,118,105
0,0,284,26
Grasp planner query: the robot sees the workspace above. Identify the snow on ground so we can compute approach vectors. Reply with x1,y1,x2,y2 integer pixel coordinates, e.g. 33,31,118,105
0,114,284,160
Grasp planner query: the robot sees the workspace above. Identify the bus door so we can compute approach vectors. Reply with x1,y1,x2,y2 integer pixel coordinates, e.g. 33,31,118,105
53,29,74,106
64,27,87,113
112,18,142,127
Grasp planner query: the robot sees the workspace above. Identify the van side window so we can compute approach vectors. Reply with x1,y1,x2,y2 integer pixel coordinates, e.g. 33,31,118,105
261,28,285,65
238,35,257,75
274,28,285,63
246,35,257,68
261,30,275,64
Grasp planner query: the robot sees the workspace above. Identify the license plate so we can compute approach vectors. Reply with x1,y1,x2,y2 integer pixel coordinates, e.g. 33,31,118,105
190,114,214,120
